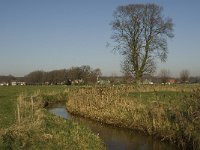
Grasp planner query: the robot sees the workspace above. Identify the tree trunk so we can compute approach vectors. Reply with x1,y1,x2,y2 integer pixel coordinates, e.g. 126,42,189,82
134,71,143,84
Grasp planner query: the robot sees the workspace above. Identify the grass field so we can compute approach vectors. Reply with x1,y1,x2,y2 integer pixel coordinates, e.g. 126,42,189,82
1,84,200,149
0,85,105,149
0,85,67,129
126,90,191,105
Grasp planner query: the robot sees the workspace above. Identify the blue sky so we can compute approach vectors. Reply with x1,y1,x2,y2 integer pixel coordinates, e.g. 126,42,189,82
0,0,200,77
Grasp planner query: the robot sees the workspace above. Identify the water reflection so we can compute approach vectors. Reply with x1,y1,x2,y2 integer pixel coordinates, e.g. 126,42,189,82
48,103,178,150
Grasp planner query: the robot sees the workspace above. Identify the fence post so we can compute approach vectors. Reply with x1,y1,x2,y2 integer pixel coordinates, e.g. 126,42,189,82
31,96,34,116
17,104,20,124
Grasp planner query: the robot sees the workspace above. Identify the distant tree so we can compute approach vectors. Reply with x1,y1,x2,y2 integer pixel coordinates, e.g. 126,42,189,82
122,72,133,84
0,75,26,85
25,71,45,84
92,68,102,82
66,67,82,81
24,66,101,85
189,76,200,83
180,69,190,83
159,69,170,84
79,65,91,83
66,65,102,84
45,71,54,84
93,68,102,77
0,75,16,83
51,69,67,84
111,3,174,83
79,65,102,84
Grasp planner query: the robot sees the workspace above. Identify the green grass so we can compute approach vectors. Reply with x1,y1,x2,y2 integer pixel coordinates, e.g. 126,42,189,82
1,84,200,149
1,110,105,150
0,86,105,149
0,88,16,128
127,90,191,104
0,85,67,129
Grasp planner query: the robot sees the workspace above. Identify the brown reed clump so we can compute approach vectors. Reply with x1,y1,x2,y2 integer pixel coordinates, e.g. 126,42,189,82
67,85,200,149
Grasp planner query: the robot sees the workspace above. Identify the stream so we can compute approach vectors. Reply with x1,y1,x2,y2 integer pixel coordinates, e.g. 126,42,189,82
47,103,178,150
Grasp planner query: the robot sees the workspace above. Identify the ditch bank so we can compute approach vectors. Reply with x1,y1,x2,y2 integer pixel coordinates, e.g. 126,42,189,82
66,86,200,150
0,91,105,150
48,102,177,150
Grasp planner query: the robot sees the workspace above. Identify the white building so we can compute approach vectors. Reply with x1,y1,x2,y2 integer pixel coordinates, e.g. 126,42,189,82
0,82,9,86
11,81,17,86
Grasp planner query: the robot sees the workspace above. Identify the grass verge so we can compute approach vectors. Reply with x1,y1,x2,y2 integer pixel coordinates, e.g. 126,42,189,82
0,85,67,129
0,90,105,150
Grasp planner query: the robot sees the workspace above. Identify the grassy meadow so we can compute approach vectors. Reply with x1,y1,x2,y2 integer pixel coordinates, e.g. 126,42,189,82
67,84,200,149
0,86,105,149
0,84,200,149
0,85,67,129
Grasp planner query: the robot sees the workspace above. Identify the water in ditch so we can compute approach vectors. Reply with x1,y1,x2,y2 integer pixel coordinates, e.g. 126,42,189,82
48,103,178,150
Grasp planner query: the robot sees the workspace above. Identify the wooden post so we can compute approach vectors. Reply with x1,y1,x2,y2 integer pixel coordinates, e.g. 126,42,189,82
17,104,20,124
31,96,34,116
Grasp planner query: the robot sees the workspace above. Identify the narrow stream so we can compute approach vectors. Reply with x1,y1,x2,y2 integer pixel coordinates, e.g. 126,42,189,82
48,103,178,150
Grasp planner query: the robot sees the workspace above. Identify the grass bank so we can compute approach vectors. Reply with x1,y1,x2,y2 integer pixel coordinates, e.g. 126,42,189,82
67,85,200,149
0,87,105,150
0,85,67,129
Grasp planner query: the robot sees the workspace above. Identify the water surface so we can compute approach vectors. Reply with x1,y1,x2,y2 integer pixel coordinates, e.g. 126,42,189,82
48,103,178,150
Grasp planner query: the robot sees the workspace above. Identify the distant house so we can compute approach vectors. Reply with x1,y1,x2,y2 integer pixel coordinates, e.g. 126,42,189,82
97,79,110,85
72,79,84,85
0,82,9,86
11,81,17,86
142,79,154,85
18,82,26,86
167,79,176,84
11,81,26,86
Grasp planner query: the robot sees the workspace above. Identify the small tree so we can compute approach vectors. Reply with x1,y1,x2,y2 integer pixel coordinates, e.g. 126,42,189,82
159,69,170,84
111,3,174,83
180,70,190,83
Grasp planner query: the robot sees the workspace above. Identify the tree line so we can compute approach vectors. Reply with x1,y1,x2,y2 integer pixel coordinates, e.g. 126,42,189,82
0,65,102,85
1,68,200,85
24,65,101,85
0,75,16,83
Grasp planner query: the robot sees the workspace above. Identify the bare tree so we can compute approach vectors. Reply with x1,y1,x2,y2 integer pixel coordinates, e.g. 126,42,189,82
0,75,16,83
180,69,190,83
159,69,170,84
23,66,101,85
66,65,102,84
25,70,45,84
111,3,174,83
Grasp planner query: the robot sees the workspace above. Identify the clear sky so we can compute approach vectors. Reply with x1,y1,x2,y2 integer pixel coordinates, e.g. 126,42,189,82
0,0,200,77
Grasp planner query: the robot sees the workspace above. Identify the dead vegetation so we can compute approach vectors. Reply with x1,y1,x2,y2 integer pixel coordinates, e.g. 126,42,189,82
67,85,200,149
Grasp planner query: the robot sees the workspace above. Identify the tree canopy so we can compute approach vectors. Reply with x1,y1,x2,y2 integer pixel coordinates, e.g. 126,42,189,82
111,3,174,83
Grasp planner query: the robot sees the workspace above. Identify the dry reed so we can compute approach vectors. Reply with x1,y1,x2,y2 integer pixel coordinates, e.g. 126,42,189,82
67,85,200,149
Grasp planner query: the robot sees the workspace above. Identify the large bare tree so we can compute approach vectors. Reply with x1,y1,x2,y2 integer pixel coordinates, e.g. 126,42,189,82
111,3,174,83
